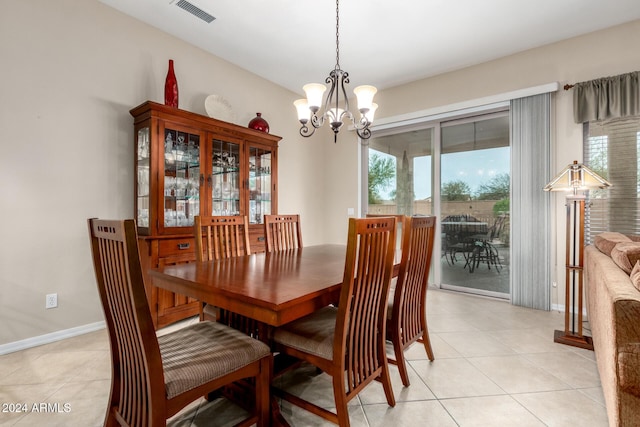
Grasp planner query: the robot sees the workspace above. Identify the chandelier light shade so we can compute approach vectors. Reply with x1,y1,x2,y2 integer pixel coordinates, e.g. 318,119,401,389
544,160,611,350
294,0,377,142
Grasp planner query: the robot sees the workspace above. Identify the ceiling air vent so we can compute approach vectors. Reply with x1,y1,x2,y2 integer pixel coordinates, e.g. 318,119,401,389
175,0,216,23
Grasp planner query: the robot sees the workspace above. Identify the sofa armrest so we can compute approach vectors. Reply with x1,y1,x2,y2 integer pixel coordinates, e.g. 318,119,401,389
619,343,640,397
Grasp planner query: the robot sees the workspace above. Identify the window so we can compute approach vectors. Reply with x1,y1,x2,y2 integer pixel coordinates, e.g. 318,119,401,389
584,116,640,243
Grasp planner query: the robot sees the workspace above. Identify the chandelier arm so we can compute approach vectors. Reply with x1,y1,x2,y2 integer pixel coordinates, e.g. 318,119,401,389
339,70,351,123
310,113,324,129
299,123,316,137
356,126,372,140
352,114,370,130
322,70,338,120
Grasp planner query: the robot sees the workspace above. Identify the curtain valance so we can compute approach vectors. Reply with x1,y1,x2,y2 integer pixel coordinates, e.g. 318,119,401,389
573,71,639,123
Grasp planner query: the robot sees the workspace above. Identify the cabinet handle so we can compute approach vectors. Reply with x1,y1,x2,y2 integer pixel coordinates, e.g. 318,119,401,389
177,243,190,250
257,236,265,242
200,174,205,185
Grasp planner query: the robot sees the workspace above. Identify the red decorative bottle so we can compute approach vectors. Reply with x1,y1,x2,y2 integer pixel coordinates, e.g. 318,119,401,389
248,112,269,133
164,59,179,108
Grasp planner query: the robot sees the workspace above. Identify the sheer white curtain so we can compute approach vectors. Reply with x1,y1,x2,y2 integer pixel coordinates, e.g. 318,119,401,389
510,93,551,310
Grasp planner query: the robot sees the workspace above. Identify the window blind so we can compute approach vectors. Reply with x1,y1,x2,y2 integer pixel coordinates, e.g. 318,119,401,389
584,116,640,244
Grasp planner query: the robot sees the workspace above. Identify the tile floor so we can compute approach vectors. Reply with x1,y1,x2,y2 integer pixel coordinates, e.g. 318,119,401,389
0,289,608,426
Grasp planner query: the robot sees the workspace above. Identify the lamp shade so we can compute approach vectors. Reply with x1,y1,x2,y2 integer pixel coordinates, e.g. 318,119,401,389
544,160,612,192
353,85,377,112
303,83,327,111
294,99,310,123
364,103,378,123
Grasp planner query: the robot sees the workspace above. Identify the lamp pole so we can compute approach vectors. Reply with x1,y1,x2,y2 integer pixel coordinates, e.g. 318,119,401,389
554,193,593,349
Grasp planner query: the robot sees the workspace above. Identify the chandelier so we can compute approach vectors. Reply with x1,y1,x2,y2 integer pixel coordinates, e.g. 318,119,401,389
294,0,378,142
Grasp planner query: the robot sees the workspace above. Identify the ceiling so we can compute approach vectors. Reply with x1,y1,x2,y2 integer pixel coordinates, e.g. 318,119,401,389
100,0,640,95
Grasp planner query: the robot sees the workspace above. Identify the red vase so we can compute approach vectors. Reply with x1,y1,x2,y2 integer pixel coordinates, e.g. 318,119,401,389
248,112,269,133
164,59,179,108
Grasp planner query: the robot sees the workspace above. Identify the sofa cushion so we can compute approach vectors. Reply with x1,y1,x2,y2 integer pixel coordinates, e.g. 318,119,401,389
627,234,640,242
595,232,632,256
619,344,640,397
631,261,640,292
611,242,640,274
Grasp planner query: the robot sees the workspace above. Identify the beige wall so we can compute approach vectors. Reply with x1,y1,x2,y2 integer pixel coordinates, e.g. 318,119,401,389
1,0,639,346
336,19,640,308
0,0,330,346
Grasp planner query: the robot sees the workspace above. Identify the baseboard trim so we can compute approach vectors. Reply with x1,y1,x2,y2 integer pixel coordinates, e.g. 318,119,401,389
0,321,106,355
551,303,588,317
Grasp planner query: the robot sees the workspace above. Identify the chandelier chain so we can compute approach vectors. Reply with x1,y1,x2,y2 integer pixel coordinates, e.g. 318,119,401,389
335,0,340,70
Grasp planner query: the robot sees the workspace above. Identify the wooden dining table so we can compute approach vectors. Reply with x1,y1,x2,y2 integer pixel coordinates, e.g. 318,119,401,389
150,244,350,426
149,244,347,333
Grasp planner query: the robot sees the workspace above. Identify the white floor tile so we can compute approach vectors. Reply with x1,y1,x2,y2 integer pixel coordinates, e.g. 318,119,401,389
440,395,546,426
0,290,608,427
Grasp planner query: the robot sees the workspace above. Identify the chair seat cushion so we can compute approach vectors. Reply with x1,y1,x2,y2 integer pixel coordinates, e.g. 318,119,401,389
273,306,337,360
159,321,270,399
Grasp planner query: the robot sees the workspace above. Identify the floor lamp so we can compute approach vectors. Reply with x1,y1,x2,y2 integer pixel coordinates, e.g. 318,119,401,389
544,160,611,350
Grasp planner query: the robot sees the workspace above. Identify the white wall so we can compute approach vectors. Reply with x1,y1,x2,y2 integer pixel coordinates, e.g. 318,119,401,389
0,0,328,346
330,19,640,307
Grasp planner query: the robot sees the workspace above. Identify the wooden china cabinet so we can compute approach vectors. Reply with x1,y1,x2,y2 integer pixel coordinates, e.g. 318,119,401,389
131,101,280,328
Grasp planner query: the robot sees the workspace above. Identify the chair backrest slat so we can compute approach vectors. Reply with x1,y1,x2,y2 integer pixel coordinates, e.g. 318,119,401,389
334,217,396,396
264,214,302,252
88,219,165,427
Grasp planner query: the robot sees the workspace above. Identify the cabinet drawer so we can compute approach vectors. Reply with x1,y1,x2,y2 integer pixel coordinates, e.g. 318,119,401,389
158,237,196,257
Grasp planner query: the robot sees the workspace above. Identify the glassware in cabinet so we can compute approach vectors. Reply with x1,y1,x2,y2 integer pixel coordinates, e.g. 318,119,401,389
210,139,241,216
136,127,150,229
248,146,273,224
162,128,201,228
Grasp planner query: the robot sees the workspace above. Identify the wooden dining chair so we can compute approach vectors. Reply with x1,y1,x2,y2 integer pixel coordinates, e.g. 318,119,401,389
194,215,251,262
366,213,407,275
88,218,271,427
193,215,258,335
272,217,397,426
264,214,303,252
387,215,437,387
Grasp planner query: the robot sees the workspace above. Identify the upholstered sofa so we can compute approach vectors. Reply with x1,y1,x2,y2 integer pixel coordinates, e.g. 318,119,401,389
585,232,640,427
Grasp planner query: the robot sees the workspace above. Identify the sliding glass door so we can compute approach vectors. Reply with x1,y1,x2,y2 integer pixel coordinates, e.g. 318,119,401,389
440,114,510,298
365,111,510,298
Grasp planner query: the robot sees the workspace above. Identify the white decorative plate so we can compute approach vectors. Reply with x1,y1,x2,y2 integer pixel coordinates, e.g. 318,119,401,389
205,95,236,123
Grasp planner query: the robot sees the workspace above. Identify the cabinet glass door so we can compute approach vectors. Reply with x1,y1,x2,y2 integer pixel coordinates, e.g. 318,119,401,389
163,128,201,228
136,127,150,229
211,139,241,216
248,146,273,224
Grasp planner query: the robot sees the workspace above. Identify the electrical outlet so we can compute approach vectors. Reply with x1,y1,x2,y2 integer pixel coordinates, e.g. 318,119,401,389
46,293,58,309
